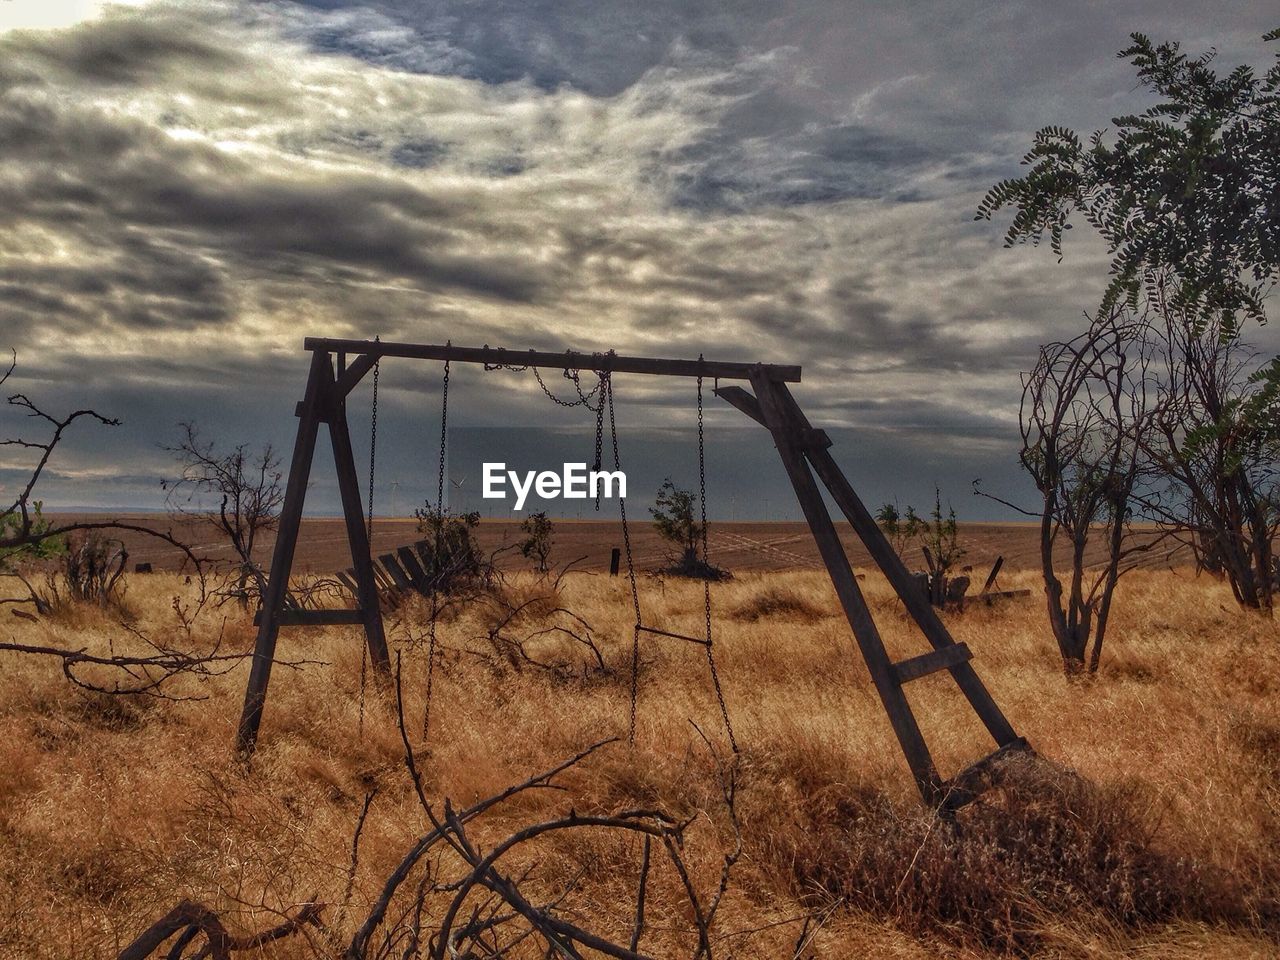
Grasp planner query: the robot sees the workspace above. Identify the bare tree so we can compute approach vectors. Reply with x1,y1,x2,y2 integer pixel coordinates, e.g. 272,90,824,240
1,353,206,614
982,311,1160,676
162,421,282,607
1139,299,1280,614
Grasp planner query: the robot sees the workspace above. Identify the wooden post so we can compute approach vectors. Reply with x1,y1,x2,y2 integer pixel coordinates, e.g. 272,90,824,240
326,372,391,677
768,383,1020,749
237,351,329,758
749,370,944,802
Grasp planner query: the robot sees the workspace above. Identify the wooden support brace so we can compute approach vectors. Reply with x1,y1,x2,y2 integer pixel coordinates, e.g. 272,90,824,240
749,369,944,803
892,642,972,684
237,351,329,757
800,427,832,450
716,387,828,449
767,382,1021,750
335,353,380,397
295,400,331,422
713,385,764,426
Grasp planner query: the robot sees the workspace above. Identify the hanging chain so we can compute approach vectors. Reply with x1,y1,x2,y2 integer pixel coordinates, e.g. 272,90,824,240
366,349,380,542
488,353,608,509
699,367,738,754
593,377,607,511
423,349,450,743
437,353,450,516
532,365,604,409
358,343,380,740
607,375,643,745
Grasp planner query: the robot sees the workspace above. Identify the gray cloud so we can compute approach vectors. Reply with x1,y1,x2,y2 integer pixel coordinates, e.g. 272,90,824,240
1,0,1276,514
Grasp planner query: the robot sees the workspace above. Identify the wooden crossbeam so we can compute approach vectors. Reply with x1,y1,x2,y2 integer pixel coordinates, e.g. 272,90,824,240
892,642,972,684
305,338,802,384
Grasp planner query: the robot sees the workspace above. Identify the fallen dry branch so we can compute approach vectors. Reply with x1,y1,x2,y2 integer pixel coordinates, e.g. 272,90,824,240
0,624,320,699
118,897,324,960
328,662,744,959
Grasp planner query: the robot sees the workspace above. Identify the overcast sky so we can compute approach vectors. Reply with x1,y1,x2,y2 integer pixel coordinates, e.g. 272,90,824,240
1,0,1276,518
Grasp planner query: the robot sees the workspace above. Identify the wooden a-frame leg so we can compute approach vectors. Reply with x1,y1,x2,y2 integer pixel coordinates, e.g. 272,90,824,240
750,370,944,803
237,351,329,758
327,379,391,677
768,383,1021,749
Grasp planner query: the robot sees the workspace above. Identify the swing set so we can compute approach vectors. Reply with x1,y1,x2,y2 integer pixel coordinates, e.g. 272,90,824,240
238,337,1029,809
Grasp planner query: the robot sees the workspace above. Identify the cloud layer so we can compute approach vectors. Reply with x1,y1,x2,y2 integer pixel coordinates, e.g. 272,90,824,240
0,0,1275,512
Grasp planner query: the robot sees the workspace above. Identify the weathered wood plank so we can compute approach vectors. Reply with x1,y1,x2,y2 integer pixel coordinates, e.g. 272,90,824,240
378,553,413,590
304,338,802,383
396,546,430,592
750,371,943,803
336,569,359,597
893,642,972,684
769,383,1021,749
329,393,392,676
635,624,711,647
973,588,1031,605
981,555,1005,594
237,350,328,757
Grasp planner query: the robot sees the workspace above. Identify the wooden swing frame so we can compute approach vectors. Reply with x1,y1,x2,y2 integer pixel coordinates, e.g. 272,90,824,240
238,337,1028,807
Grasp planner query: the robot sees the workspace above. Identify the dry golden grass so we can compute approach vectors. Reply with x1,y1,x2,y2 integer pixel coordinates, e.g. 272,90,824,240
1,566,1278,959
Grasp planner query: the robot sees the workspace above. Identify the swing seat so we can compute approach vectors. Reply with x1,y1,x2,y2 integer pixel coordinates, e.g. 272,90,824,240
336,539,440,610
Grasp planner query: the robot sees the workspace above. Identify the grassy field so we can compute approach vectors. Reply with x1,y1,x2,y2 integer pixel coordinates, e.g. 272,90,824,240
1,564,1277,958
57,515,1185,576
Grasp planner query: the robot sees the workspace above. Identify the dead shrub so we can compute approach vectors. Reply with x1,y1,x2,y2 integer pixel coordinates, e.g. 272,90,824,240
774,755,1247,953
731,584,824,623
55,532,129,610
